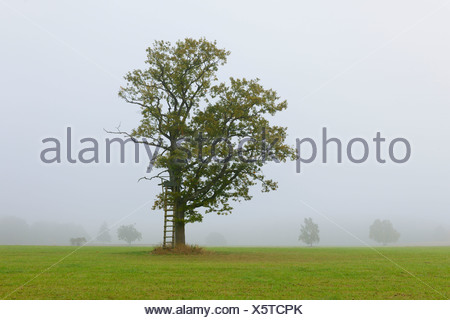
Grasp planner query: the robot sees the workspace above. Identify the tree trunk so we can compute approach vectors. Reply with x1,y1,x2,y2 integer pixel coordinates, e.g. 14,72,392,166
171,169,186,247
174,215,185,246
174,198,185,246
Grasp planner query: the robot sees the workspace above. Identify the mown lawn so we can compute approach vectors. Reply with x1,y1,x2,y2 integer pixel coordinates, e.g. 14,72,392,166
0,246,448,299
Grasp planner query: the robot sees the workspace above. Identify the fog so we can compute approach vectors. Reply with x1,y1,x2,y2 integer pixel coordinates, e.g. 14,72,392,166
1,0,449,247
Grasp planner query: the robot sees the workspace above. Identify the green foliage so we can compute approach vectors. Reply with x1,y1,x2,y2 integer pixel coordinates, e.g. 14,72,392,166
369,219,400,245
117,224,142,245
119,38,295,226
298,217,320,246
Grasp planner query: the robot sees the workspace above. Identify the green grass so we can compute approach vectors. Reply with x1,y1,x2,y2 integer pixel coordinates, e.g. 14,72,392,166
0,246,448,299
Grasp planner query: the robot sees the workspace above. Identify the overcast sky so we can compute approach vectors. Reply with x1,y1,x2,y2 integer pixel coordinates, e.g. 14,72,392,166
1,0,449,246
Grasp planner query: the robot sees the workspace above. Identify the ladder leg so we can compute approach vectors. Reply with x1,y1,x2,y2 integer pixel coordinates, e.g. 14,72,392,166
162,185,175,248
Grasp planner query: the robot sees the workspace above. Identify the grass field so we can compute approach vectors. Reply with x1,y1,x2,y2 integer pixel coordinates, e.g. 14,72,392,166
0,246,448,299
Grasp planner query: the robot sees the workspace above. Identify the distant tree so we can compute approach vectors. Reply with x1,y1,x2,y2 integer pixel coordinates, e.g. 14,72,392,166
369,219,400,245
0,216,30,245
205,232,227,246
70,237,87,246
96,222,112,243
298,217,320,247
433,226,449,242
117,224,142,245
0,217,90,245
31,221,89,245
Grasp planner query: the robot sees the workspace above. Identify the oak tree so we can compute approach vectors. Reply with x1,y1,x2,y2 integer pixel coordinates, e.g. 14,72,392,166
118,38,294,246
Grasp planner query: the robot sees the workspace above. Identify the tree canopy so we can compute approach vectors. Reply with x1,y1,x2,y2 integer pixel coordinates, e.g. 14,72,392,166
369,219,400,245
96,222,111,243
117,224,142,245
298,217,320,247
118,38,295,245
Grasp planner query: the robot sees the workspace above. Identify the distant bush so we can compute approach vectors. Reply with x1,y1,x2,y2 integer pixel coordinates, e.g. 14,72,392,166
205,232,227,246
0,216,90,245
70,237,87,246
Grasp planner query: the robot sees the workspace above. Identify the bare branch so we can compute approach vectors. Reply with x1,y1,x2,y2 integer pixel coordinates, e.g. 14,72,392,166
104,127,169,151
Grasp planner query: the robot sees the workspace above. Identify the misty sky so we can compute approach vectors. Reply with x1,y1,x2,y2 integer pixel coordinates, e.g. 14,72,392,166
1,0,449,246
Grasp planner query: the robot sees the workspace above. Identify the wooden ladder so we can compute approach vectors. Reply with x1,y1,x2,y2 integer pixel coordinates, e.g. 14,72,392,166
162,185,175,248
